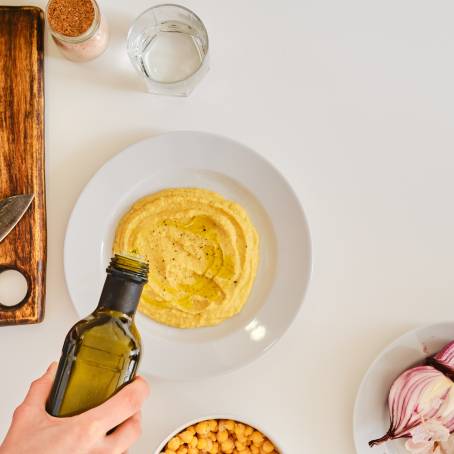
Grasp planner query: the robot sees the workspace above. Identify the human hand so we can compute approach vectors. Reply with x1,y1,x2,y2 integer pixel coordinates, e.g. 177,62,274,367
0,362,150,454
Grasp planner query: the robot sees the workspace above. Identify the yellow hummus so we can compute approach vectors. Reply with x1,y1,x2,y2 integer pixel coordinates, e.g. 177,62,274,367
113,188,259,328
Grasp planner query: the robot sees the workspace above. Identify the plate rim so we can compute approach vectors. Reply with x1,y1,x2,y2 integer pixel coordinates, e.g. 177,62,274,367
63,130,313,379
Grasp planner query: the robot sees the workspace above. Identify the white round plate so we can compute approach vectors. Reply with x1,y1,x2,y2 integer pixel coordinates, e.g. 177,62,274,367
64,131,311,379
354,322,454,454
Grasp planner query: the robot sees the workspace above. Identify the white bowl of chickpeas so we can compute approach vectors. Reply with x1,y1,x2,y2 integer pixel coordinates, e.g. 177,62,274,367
156,417,283,454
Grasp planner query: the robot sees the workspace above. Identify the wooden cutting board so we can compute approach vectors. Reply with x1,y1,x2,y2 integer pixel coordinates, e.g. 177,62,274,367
0,6,46,325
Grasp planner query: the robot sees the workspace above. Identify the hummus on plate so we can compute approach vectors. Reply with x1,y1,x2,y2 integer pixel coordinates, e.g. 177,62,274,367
113,188,259,328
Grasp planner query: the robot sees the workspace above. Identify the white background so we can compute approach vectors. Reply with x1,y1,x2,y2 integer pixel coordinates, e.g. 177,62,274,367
1,0,454,452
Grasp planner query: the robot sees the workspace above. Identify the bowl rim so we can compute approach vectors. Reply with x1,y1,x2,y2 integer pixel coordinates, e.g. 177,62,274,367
154,414,286,453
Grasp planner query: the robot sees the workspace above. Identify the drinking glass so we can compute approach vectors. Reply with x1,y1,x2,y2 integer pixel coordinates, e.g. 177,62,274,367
127,4,209,96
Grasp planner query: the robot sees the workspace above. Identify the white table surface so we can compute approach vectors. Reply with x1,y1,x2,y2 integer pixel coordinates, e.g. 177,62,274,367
1,0,454,452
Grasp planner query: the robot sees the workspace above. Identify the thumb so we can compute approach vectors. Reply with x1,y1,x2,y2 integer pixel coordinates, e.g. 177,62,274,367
23,362,58,408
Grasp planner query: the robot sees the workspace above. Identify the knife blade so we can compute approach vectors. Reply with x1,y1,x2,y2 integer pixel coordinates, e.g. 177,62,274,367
0,194,34,243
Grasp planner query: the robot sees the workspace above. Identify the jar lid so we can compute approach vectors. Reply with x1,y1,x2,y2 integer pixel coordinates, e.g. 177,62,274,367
46,0,101,44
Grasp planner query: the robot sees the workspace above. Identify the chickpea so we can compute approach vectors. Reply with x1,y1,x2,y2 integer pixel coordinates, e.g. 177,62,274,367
225,420,235,432
244,426,254,437
235,423,246,436
180,430,194,444
217,430,229,443
261,441,274,453
197,438,208,450
210,441,220,454
168,437,182,451
209,419,218,432
187,426,196,435
190,436,199,448
219,419,235,433
208,432,217,441
250,446,259,454
251,431,264,447
236,434,248,444
196,421,211,436
177,447,188,454
221,438,235,453
235,441,246,451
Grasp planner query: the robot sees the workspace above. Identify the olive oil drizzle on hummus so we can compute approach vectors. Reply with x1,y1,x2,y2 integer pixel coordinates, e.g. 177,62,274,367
148,215,234,311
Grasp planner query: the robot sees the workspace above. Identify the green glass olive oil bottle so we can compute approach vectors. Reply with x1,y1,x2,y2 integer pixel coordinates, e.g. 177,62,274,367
47,254,148,417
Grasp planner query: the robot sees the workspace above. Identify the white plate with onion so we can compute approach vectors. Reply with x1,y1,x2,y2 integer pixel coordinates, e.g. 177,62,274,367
354,322,454,454
64,131,312,380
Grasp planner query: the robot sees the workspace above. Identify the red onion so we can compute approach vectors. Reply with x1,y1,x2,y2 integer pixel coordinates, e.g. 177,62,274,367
369,365,454,447
429,341,454,378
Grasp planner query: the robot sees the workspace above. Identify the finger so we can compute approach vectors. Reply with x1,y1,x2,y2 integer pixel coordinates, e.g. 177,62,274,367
104,412,142,454
23,362,58,408
82,376,150,431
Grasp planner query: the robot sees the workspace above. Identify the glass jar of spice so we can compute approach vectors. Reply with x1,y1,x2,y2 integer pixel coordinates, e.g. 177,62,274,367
46,0,109,62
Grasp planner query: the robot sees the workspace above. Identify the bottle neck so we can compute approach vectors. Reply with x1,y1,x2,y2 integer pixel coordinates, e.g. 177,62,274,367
96,273,145,316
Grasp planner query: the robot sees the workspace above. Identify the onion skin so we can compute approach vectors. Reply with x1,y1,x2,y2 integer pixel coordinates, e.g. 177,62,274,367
369,366,454,447
427,341,454,380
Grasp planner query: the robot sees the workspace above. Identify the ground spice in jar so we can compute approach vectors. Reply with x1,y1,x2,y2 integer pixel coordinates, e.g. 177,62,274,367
46,0,108,61
47,0,95,37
